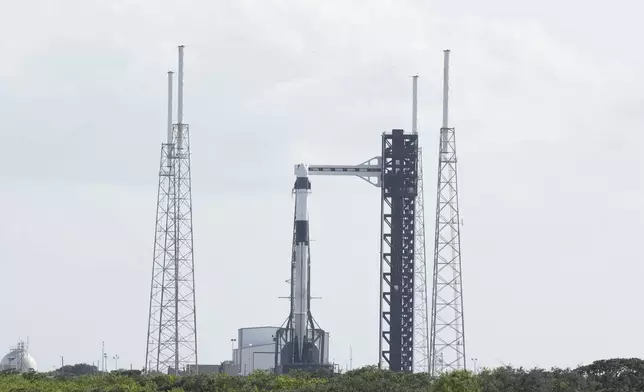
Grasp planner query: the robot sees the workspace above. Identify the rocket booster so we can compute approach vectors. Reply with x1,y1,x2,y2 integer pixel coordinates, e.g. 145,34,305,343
293,164,311,360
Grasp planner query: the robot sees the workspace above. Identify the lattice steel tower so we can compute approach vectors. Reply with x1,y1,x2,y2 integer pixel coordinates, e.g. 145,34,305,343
429,50,466,376
145,45,198,375
411,75,430,374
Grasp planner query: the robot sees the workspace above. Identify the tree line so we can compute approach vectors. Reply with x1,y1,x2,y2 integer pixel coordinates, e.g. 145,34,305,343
1,357,643,391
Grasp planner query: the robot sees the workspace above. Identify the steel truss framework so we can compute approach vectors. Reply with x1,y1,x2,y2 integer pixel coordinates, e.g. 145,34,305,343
307,129,421,372
145,122,198,375
429,126,465,376
380,130,418,372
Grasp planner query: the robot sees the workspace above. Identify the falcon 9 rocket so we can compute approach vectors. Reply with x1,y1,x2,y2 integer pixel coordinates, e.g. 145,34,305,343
274,164,333,374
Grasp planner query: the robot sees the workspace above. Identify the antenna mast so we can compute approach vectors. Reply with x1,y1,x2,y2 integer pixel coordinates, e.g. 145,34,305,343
429,49,467,376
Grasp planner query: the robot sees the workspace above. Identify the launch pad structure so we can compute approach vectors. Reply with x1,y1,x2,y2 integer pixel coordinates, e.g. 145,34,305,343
139,46,464,376
276,50,464,374
275,137,420,373
275,112,424,372
292,129,419,373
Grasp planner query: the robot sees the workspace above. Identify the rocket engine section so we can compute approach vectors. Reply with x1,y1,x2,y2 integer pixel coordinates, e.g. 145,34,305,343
274,164,333,375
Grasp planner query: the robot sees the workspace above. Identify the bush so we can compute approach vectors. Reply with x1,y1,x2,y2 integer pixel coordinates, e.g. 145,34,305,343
0,358,642,392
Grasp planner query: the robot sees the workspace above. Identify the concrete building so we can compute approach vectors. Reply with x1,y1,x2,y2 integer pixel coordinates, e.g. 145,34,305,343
184,364,220,374
233,326,279,375
219,360,238,376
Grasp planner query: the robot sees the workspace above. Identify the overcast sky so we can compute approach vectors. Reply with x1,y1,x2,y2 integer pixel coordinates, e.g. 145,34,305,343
1,0,643,373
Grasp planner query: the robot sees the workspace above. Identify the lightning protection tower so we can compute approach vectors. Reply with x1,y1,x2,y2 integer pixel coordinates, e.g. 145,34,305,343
411,75,431,374
145,45,198,375
429,49,466,376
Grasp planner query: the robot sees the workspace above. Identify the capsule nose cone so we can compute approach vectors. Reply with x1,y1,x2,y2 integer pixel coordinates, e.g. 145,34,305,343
294,163,309,178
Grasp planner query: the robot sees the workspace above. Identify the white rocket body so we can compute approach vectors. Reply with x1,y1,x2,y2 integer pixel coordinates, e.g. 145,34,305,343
293,164,311,360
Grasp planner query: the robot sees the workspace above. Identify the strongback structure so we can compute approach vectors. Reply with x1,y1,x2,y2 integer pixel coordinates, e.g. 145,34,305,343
429,49,466,376
146,45,198,375
275,164,332,374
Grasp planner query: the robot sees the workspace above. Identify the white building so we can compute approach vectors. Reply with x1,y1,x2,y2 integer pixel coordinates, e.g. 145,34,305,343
233,326,279,375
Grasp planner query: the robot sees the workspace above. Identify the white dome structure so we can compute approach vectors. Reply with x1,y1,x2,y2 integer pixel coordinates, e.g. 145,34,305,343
0,341,37,373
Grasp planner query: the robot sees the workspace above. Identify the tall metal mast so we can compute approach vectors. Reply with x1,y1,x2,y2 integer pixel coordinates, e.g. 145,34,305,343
412,75,430,373
146,45,199,375
429,49,466,376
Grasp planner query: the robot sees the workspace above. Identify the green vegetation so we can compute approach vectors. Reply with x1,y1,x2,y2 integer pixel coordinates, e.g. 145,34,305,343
1,358,643,392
